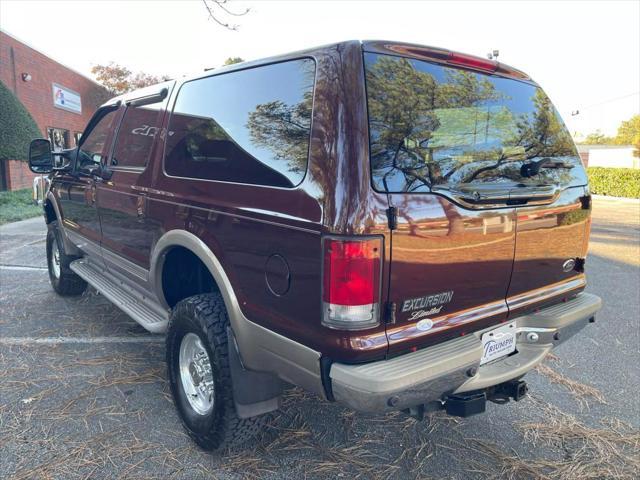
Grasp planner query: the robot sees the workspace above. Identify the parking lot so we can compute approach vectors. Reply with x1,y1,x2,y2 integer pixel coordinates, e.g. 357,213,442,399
1,196,638,479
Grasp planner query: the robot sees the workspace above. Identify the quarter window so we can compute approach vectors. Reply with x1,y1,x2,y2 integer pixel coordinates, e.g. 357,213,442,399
165,59,315,188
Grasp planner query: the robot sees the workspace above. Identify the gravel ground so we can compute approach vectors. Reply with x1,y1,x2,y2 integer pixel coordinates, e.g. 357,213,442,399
0,197,638,479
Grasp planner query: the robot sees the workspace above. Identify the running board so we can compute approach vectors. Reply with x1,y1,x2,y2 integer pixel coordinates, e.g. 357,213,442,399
70,259,169,333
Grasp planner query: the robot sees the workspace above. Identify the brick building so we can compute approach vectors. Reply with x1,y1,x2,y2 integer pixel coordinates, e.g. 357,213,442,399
0,30,108,190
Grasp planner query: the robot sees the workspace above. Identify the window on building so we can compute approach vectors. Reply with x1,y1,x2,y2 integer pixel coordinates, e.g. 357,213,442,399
164,58,315,188
74,132,82,146
76,110,118,173
111,104,163,169
47,127,69,152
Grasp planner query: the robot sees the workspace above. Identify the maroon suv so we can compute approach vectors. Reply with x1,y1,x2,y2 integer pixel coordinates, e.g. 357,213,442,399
29,40,602,450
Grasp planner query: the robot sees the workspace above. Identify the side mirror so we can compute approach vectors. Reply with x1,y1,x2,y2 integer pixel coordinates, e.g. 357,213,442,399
28,139,53,174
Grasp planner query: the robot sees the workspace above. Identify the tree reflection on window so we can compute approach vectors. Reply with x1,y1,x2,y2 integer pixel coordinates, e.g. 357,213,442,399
365,54,584,193
165,59,315,188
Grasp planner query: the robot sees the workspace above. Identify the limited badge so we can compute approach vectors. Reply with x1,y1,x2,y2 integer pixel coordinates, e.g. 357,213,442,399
416,318,434,331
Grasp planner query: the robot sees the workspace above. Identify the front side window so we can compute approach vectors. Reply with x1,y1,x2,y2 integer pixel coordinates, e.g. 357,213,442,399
165,58,315,188
77,109,118,173
365,53,586,193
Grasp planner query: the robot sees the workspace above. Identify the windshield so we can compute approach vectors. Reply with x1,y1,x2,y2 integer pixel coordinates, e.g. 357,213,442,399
365,52,587,193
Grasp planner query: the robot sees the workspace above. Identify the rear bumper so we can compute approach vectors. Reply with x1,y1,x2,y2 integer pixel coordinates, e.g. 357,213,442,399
329,292,602,412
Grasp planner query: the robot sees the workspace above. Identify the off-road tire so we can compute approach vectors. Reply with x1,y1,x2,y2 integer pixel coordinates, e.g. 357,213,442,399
166,293,265,450
46,221,87,296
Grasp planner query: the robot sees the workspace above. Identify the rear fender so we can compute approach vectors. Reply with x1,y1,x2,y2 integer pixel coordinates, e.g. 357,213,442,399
150,230,325,399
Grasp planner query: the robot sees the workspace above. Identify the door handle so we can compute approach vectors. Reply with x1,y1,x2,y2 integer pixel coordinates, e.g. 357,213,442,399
507,185,558,203
449,185,559,207
136,195,147,219
86,184,97,205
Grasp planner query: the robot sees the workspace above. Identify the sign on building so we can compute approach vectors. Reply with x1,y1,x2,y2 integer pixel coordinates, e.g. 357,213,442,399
52,83,82,114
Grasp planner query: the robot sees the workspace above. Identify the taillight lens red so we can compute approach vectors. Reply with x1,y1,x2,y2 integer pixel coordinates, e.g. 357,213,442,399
322,237,382,330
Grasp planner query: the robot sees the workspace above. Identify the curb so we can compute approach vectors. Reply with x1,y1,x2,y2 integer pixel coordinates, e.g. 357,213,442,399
592,194,640,204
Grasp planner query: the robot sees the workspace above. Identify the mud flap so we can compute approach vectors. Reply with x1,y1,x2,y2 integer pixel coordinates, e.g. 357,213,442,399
227,328,284,418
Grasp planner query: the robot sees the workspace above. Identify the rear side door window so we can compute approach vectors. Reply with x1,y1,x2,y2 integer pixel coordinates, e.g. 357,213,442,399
164,58,316,188
111,93,169,170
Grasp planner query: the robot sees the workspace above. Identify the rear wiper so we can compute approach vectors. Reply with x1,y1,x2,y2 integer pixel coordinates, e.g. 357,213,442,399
521,158,573,178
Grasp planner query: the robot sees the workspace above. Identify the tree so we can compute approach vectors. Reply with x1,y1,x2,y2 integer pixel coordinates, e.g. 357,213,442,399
613,114,640,157
582,130,613,145
91,62,169,95
0,81,42,161
223,57,244,65
582,115,640,156
201,0,250,30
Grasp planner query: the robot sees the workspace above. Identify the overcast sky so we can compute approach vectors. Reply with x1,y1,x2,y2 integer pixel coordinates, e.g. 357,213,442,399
1,0,638,137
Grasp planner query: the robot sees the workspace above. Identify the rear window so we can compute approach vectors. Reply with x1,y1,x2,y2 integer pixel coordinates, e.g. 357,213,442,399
165,58,315,188
365,53,587,193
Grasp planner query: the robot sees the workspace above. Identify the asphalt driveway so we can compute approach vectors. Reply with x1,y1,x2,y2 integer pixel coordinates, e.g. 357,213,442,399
0,196,638,479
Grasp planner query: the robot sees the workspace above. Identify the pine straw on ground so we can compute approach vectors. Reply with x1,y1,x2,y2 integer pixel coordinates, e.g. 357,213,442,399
535,363,607,408
461,398,640,480
2,349,637,479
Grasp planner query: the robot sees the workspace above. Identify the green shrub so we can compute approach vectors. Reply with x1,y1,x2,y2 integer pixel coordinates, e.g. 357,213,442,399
0,81,42,161
0,188,41,225
587,167,640,198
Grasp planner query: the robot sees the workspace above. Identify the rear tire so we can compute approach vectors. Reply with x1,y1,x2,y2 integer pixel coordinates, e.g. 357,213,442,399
46,221,87,296
166,293,265,450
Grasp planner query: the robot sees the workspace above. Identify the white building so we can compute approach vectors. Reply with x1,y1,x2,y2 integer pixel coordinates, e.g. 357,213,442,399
575,145,639,169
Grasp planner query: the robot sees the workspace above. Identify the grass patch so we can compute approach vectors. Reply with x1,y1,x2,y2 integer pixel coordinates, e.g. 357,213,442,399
0,188,41,225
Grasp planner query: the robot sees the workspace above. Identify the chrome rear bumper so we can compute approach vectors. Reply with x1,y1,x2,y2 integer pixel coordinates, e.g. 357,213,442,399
330,292,602,412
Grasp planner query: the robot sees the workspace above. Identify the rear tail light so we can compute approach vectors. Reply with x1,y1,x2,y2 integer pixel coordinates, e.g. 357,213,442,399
322,237,382,330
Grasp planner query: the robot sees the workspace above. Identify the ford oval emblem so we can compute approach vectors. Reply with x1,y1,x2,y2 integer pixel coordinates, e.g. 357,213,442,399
562,259,576,272
416,319,434,331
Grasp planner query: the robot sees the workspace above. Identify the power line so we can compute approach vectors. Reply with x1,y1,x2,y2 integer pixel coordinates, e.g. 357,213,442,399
577,91,640,111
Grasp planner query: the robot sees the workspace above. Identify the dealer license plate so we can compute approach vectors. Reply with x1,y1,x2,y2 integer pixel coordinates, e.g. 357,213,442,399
480,322,517,365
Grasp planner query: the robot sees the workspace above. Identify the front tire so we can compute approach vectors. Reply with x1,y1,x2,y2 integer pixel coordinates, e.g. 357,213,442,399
166,293,265,450
46,221,87,296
